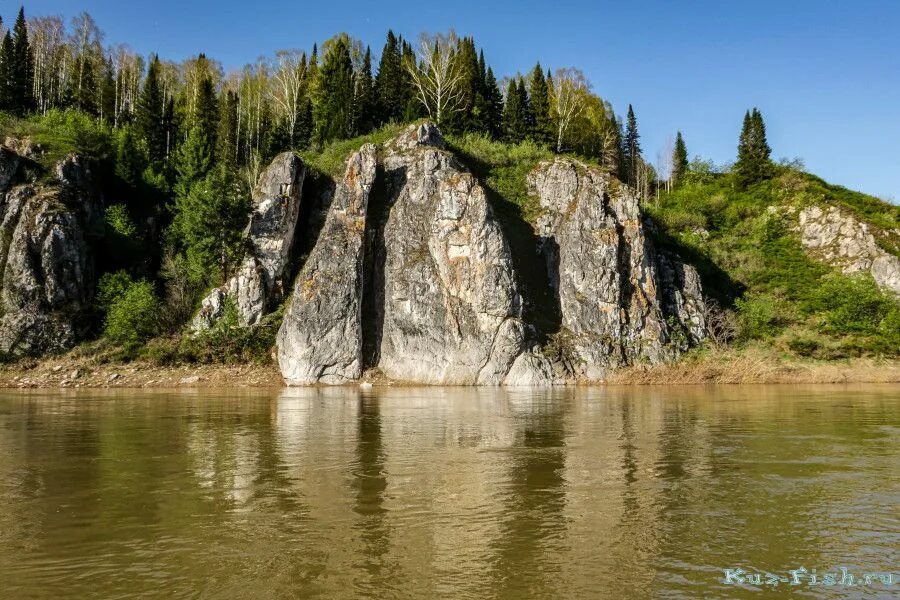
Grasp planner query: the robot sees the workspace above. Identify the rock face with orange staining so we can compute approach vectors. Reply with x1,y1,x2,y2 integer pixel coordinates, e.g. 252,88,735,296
277,123,704,386
530,158,706,380
277,144,378,384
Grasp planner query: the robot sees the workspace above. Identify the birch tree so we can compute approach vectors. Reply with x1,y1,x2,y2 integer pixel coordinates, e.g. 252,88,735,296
551,67,588,153
405,31,466,125
271,49,307,145
28,16,65,113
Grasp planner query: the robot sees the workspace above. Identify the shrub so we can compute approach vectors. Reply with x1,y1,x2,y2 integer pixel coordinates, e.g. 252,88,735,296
805,274,896,336
102,279,162,348
736,293,785,340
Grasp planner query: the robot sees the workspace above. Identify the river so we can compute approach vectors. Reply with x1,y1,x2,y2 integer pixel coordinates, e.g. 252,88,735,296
0,385,897,598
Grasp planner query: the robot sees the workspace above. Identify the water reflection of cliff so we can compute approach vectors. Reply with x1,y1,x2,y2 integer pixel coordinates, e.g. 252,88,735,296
0,385,896,598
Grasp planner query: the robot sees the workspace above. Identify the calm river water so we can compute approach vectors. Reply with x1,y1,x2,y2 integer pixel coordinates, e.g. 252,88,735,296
0,385,897,599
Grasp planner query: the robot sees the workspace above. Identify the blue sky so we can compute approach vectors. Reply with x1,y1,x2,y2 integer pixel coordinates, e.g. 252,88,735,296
20,0,900,200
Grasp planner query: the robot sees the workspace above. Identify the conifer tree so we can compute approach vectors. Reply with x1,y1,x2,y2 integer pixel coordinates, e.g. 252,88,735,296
136,56,167,164
217,90,239,168
502,78,529,143
374,31,406,125
672,131,688,187
353,47,376,135
114,127,146,190
174,124,213,201
0,31,12,112
623,104,642,184
195,75,219,152
9,7,34,114
527,63,552,146
314,36,354,143
735,107,772,187
483,67,503,138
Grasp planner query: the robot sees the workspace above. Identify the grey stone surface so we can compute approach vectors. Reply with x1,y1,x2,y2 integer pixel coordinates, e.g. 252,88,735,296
529,158,706,380
798,204,900,295
193,152,305,329
0,151,96,356
277,145,378,384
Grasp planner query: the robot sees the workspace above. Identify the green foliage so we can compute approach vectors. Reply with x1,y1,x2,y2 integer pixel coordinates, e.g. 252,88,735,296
502,78,529,143
735,108,772,188
174,124,214,200
0,109,114,166
672,132,688,187
104,204,138,239
168,164,251,285
101,277,162,348
314,34,355,143
650,166,900,357
135,56,167,164
300,121,406,176
447,132,552,223
96,270,135,313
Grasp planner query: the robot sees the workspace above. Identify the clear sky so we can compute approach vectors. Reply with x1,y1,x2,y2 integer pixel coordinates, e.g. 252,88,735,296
19,0,900,201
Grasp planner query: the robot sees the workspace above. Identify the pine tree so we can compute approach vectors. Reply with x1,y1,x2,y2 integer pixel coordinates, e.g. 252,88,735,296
623,104,642,185
374,31,405,125
9,7,34,114
314,36,354,143
527,63,552,146
353,47,376,135
672,131,688,187
174,124,213,201
136,56,167,164
502,78,529,143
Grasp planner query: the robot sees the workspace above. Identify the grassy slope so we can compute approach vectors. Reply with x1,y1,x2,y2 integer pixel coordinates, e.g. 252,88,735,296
646,168,899,359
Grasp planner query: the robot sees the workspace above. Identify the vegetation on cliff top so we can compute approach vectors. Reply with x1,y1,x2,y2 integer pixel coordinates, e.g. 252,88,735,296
0,4,897,370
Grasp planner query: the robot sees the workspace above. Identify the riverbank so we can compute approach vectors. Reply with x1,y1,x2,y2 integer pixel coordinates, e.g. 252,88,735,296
1,348,899,388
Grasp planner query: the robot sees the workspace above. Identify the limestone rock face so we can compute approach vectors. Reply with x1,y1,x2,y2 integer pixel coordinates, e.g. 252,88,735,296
0,149,98,356
371,124,550,385
277,145,377,384
529,158,705,380
798,205,900,295
193,152,305,329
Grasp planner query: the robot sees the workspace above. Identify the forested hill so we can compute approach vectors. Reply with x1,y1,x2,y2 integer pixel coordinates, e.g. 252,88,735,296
0,5,897,373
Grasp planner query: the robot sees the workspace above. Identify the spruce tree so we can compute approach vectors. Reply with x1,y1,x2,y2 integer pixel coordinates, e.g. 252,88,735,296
735,107,772,187
136,56,167,164
0,31,12,112
672,131,688,187
502,78,528,143
353,46,376,135
195,75,219,153
527,63,552,146
623,104,642,185
10,7,34,114
174,124,213,201
115,127,146,190
483,67,503,138
314,36,354,143
217,90,238,168
374,31,405,125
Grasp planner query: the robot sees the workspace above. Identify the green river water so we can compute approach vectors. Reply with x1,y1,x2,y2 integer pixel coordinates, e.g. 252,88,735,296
0,385,897,599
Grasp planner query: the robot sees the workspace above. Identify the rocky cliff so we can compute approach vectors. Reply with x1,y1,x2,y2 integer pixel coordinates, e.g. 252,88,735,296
277,123,706,385
193,152,305,329
0,146,100,357
798,205,900,296
530,159,705,380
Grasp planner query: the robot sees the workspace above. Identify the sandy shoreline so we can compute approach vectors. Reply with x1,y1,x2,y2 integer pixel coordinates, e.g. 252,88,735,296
1,351,899,389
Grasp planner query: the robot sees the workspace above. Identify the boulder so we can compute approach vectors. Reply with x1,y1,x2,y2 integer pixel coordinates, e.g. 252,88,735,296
277,145,377,384
193,152,305,329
